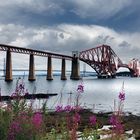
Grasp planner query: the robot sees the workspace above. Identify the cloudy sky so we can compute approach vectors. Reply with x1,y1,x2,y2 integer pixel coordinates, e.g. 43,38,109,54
0,0,140,70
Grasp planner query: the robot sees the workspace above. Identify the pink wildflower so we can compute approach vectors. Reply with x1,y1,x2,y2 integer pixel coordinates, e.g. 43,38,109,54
73,105,83,112
55,105,63,112
32,112,43,128
64,105,73,112
118,91,125,101
119,81,125,101
8,121,21,140
73,113,81,123
19,83,25,90
115,122,124,134
89,115,97,125
10,121,21,132
109,114,118,125
77,83,84,93
109,114,124,134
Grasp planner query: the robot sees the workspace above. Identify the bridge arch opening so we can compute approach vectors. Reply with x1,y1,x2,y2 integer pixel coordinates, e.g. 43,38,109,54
116,67,132,77
79,61,97,77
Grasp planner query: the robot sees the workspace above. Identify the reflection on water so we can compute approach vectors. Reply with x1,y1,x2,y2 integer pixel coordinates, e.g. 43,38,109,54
0,75,140,115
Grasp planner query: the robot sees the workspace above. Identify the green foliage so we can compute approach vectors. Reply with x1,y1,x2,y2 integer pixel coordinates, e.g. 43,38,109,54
0,109,12,140
11,99,27,116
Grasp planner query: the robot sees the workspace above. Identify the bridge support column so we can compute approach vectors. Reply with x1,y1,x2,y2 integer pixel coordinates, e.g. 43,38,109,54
70,57,80,80
28,54,36,81
61,58,67,80
5,50,12,81
47,56,53,80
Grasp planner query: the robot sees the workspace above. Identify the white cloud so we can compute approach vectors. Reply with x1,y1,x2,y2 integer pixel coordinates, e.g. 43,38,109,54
0,23,140,65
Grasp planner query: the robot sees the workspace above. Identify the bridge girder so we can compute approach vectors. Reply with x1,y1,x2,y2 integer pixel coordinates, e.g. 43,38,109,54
0,44,72,60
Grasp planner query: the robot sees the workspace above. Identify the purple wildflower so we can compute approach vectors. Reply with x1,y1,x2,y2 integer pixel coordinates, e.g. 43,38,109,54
10,121,21,132
25,89,29,95
8,121,21,140
109,114,124,134
32,112,43,128
73,106,83,112
89,115,97,125
115,122,124,134
77,83,84,93
119,81,125,101
55,105,63,112
73,113,81,123
109,114,118,125
118,91,125,101
19,83,25,90
11,92,17,97
64,105,73,112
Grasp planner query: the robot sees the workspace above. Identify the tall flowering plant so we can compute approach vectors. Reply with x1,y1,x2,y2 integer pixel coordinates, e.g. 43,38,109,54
118,81,125,115
75,81,84,106
109,81,125,138
109,114,124,135
11,78,29,115
89,115,98,140
8,111,43,140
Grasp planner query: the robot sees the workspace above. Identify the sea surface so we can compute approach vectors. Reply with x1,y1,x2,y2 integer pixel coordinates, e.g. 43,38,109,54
0,74,140,115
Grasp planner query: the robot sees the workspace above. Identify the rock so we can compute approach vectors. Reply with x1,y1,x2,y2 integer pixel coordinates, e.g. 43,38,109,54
135,130,140,139
125,129,133,138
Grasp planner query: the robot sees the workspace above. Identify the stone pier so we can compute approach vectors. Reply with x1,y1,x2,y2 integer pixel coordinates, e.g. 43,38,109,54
70,54,80,80
5,50,12,81
61,58,67,80
47,56,53,80
28,54,35,81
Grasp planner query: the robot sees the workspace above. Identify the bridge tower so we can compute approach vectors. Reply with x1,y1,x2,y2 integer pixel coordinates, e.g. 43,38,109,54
70,51,80,80
61,58,67,80
5,49,12,81
128,58,140,77
47,56,53,80
28,54,36,81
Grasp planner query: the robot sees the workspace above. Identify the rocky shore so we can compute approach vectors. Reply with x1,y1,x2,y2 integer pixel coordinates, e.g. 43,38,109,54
46,109,140,139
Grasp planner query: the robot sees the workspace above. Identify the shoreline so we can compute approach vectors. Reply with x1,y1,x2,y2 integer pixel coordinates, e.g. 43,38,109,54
45,109,140,139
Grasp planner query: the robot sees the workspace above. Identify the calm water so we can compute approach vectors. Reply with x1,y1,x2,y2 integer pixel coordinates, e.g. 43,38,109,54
0,75,140,115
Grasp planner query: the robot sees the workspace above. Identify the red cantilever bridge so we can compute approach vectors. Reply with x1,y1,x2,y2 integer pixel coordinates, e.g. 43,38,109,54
79,45,140,78
0,44,139,81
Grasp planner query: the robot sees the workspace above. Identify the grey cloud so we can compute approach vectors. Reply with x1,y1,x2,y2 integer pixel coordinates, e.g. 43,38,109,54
59,33,64,39
0,0,139,34
0,0,65,26
96,35,115,44
0,23,140,63
0,0,64,16
0,0,136,23
70,0,133,19
119,41,131,48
